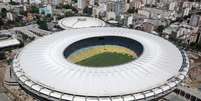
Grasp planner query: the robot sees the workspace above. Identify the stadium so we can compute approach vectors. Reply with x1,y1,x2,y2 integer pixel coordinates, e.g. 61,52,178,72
12,27,189,101
58,16,107,30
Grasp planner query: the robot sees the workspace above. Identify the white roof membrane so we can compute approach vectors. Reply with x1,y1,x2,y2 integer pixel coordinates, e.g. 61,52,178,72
13,27,189,101
58,16,106,29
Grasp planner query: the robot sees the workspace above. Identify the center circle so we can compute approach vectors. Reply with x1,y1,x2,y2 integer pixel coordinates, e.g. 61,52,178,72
64,36,143,67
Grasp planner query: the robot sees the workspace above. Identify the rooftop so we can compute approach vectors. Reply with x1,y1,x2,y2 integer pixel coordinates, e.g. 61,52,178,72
58,16,106,29
12,27,189,101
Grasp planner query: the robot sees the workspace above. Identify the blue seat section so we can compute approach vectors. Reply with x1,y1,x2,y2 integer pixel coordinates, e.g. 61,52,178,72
63,36,144,58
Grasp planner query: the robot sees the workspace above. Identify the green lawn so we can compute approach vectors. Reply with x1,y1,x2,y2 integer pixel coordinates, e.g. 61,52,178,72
76,52,135,67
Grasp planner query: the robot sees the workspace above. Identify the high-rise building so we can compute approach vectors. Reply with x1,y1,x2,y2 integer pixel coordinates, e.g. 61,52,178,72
39,4,53,16
129,0,143,9
62,0,71,5
1,0,10,2
183,7,190,16
143,22,154,33
127,15,133,27
143,0,156,5
51,0,62,5
13,0,22,3
6,12,14,21
89,0,95,6
29,0,41,4
189,15,200,27
169,2,176,11
23,5,27,11
106,0,125,16
106,11,116,20
78,0,87,10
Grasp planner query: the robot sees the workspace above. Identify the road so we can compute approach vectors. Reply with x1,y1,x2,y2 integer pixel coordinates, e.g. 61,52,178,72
164,93,187,101
0,61,11,101
0,61,6,87
0,93,10,101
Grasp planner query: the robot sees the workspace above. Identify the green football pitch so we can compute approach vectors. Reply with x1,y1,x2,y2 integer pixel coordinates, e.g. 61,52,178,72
75,52,135,67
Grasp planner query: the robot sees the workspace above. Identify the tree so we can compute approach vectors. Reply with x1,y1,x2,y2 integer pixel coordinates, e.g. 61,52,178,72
37,19,48,30
127,7,137,13
1,8,7,18
63,4,71,9
71,7,78,13
83,6,92,16
62,4,78,14
72,0,77,3
15,16,25,27
31,6,39,14
0,18,4,29
190,42,201,51
9,1,19,5
156,25,165,36
56,3,63,9
46,14,52,18
65,11,74,17
19,10,27,16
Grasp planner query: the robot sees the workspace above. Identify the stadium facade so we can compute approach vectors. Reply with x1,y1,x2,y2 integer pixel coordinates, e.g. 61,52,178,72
12,27,189,101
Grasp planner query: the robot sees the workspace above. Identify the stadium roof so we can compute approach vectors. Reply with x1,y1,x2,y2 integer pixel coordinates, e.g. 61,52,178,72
0,39,20,49
13,27,189,101
58,16,106,29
